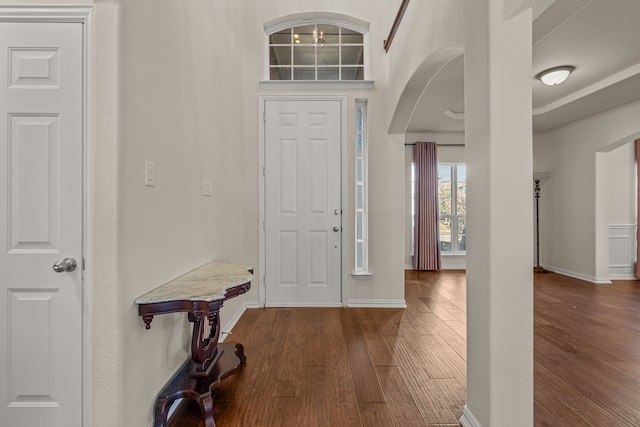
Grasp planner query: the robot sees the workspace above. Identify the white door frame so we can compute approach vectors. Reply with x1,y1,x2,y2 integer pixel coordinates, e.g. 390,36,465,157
0,6,94,426
258,95,348,307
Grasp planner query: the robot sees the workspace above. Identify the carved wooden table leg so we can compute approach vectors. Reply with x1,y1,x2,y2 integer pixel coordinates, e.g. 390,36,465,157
152,342,246,427
234,343,246,363
200,393,216,427
153,397,171,427
188,309,221,376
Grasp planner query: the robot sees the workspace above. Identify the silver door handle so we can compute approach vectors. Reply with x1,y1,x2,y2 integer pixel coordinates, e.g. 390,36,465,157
52,257,78,273
333,226,340,232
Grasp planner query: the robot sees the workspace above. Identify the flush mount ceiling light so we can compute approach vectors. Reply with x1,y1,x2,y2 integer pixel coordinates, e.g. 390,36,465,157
536,66,575,86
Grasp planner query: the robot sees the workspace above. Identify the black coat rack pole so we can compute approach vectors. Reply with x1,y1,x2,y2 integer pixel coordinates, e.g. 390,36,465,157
534,179,549,273
535,180,540,267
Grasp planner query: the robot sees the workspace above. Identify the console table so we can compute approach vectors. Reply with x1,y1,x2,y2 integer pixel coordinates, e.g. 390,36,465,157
135,261,252,427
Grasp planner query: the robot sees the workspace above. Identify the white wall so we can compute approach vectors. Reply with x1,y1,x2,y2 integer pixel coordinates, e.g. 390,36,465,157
404,133,466,269
91,3,122,426
534,99,640,282
599,142,635,226
386,1,463,133
117,0,248,425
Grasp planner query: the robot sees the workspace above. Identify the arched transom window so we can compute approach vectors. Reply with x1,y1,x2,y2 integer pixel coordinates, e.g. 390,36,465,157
267,20,367,81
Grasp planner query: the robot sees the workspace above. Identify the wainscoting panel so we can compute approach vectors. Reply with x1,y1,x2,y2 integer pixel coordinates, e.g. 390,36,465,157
609,224,636,280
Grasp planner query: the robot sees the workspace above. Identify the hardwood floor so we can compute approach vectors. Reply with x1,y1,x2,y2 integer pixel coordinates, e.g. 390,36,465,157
534,273,640,426
168,270,640,426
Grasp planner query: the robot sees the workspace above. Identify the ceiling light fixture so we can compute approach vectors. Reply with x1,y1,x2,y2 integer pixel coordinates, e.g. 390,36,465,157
313,29,325,46
536,66,575,86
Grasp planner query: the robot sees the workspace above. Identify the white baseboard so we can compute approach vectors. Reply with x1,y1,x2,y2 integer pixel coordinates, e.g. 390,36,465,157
459,405,482,427
347,299,406,308
542,264,612,284
264,302,343,308
219,302,259,343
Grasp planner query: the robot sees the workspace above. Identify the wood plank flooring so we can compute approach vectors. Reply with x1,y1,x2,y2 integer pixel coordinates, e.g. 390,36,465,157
168,270,640,426
534,272,640,427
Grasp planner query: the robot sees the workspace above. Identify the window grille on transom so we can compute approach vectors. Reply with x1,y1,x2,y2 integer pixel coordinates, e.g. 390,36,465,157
268,23,365,81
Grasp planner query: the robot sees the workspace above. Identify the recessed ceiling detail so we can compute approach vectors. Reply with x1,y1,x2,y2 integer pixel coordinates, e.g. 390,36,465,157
404,0,640,133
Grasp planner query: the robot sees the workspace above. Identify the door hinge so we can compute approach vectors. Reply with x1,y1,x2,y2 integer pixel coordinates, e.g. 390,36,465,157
263,166,266,177
263,220,266,231
82,258,86,271
263,110,266,122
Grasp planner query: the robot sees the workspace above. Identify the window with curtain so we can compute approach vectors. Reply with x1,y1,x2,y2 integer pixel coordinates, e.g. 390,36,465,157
438,163,466,253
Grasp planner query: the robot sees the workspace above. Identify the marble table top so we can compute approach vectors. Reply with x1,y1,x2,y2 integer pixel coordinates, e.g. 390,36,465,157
134,261,252,305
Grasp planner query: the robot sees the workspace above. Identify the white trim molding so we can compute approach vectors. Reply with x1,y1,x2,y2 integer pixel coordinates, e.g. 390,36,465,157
351,271,373,280
265,302,344,308
459,405,482,427
263,12,370,33
0,6,93,22
347,299,406,308
260,80,375,90
542,264,612,284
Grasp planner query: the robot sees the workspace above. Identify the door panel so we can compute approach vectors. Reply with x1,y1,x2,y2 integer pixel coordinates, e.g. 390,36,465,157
265,100,342,306
9,114,61,251
0,22,83,427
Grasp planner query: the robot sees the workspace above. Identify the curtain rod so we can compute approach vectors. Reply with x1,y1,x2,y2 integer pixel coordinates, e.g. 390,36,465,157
404,143,465,146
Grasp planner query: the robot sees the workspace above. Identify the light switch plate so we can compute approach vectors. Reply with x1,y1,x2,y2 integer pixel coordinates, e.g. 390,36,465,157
144,161,155,187
203,178,213,196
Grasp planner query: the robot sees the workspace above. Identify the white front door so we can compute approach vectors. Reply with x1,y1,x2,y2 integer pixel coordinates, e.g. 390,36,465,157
0,21,83,427
264,99,343,306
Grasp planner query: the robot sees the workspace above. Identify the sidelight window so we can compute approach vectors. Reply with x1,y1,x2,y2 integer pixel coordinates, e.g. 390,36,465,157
354,100,370,276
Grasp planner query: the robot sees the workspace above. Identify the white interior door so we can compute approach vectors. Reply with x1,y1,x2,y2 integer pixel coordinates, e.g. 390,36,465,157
264,99,342,306
0,21,83,427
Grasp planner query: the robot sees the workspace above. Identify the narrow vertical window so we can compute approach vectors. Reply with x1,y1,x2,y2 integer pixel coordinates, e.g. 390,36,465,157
354,100,370,276
410,161,416,256
438,163,466,253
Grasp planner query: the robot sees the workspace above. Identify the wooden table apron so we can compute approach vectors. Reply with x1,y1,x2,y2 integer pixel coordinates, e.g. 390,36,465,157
135,264,251,427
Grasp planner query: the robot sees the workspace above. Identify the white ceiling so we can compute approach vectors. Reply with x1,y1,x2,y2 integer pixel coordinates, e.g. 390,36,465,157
406,0,640,133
